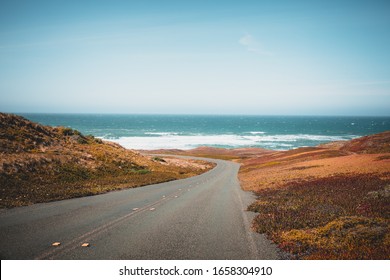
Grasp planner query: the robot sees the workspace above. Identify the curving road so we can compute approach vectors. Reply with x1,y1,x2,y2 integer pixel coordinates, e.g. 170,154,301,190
0,157,280,260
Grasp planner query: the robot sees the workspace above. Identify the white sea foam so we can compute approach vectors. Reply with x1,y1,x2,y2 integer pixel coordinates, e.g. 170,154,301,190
103,133,356,150
144,132,179,136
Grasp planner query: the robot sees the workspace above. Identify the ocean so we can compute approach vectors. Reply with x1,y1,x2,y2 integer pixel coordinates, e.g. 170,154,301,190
20,114,390,151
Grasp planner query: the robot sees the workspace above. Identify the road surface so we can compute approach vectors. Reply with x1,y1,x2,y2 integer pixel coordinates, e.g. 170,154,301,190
0,157,280,259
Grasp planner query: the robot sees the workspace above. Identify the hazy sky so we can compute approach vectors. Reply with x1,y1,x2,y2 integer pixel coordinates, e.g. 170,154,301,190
0,0,389,115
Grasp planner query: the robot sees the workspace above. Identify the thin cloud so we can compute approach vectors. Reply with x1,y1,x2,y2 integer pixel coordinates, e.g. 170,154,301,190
238,34,272,56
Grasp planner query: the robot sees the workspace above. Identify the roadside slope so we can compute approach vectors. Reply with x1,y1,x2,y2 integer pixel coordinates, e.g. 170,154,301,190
0,113,213,208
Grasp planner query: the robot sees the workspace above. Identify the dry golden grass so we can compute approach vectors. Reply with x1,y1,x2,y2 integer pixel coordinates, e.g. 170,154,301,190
280,216,389,259
0,113,214,208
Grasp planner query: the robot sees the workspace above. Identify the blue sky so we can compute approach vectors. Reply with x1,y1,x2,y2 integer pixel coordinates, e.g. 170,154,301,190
0,0,389,115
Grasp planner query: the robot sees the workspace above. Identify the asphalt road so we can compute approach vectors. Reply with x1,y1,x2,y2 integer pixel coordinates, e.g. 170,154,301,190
0,158,280,260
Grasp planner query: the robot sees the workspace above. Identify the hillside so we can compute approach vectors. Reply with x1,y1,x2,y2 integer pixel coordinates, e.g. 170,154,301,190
238,131,390,259
142,146,272,160
239,131,390,191
321,131,390,154
0,113,213,208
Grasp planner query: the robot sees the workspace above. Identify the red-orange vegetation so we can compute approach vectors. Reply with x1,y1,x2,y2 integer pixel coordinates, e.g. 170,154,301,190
240,131,390,259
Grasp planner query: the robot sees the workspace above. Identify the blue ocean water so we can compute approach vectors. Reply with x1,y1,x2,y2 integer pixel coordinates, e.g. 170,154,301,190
20,114,390,150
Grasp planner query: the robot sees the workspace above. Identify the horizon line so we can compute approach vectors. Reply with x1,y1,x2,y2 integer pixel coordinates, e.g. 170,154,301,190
7,111,390,118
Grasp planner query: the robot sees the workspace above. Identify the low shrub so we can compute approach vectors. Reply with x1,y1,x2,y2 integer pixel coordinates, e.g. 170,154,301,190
249,173,390,259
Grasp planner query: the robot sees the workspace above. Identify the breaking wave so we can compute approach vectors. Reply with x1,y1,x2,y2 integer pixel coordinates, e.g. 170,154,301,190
102,133,357,150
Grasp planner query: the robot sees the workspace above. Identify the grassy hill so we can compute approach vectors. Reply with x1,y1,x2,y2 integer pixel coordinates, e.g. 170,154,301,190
0,113,213,208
